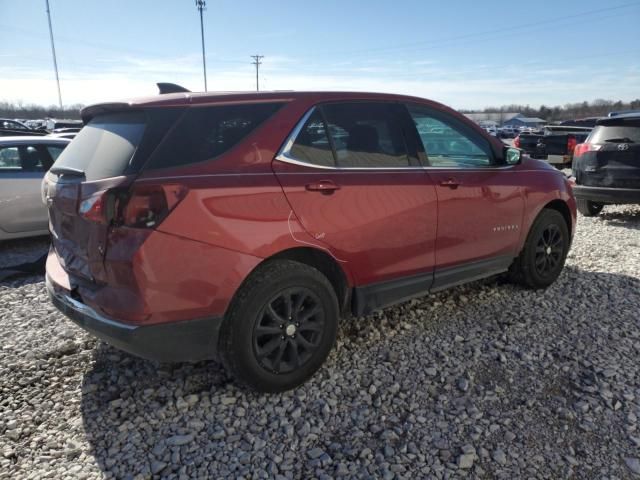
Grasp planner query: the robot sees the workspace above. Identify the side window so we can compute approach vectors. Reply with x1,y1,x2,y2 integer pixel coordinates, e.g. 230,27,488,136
0,147,21,170
47,145,65,161
289,109,335,167
147,103,283,169
407,105,493,167
20,146,48,171
322,103,411,168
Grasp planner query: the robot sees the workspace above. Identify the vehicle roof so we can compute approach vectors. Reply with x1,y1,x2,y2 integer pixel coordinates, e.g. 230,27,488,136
0,136,71,145
598,113,640,125
81,90,444,121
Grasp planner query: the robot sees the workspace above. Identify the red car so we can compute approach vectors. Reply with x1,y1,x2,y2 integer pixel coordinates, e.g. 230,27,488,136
45,89,576,392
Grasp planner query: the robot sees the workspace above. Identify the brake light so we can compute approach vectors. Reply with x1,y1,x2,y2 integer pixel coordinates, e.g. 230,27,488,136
573,143,602,157
79,191,109,223
118,184,188,229
567,136,577,154
514,135,520,148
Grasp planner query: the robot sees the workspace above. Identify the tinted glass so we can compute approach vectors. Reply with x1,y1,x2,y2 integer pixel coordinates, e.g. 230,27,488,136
589,124,640,144
408,105,493,167
52,112,146,181
289,109,335,167
148,103,283,169
321,103,410,168
47,145,65,161
0,146,20,170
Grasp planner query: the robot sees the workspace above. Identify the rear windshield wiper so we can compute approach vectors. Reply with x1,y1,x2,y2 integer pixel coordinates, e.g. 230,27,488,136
604,137,634,143
49,166,86,177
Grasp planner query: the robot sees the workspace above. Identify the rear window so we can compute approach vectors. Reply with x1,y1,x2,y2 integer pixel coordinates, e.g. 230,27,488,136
146,102,283,170
589,123,640,144
52,113,146,181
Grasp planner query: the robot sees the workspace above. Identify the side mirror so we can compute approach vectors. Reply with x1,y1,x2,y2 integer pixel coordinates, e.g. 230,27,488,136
505,147,522,165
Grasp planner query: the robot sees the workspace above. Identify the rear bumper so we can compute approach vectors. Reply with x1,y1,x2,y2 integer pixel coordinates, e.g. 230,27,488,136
46,274,222,363
573,185,640,204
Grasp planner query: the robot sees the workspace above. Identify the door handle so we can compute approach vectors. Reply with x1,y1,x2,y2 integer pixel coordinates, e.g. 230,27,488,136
439,178,460,189
305,180,341,194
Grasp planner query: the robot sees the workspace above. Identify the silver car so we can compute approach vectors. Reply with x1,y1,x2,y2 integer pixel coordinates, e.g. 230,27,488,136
0,136,70,240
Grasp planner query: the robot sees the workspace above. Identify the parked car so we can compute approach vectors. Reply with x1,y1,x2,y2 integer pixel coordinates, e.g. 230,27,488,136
0,118,46,138
499,126,519,138
514,125,592,168
572,113,640,216
0,136,70,240
45,89,576,392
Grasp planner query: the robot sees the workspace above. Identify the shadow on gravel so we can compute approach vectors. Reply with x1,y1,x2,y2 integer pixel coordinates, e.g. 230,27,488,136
599,206,640,230
78,266,640,478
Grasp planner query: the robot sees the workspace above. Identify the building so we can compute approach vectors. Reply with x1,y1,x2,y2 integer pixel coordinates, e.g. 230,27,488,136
502,116,546,129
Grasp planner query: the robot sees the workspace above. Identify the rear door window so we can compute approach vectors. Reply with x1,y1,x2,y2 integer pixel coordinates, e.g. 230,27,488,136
0,145,53,172
288,109,335,167
321,102,412,168
147,102,284,170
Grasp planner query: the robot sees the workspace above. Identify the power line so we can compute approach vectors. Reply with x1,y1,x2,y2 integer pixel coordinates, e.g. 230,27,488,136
251,55,264,91
44,0,62,108
195,0,207,92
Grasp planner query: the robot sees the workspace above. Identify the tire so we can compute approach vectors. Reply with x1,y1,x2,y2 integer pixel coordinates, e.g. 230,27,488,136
576,199,604,217
219,260,339,393
509,209,570,289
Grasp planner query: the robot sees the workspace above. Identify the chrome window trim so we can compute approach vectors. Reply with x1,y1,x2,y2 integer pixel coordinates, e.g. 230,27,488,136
275,105,515,172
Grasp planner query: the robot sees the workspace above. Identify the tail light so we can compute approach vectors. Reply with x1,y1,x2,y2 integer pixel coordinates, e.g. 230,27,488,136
79,184,188,228
567,136,577,155
514,135,520,148
573,143,602,158
118,184,188,228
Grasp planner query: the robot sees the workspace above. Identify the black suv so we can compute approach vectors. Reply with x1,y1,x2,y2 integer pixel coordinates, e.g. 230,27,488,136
572,114,640,216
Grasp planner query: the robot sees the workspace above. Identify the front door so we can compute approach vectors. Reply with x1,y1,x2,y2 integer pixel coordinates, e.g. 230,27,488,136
405,104,524,287
273,101,439,288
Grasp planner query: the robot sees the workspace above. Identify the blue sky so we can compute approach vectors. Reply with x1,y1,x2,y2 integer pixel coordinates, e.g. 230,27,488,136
1,0,639,109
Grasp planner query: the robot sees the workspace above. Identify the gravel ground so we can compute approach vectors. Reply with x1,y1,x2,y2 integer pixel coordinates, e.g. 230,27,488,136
1,206,639,479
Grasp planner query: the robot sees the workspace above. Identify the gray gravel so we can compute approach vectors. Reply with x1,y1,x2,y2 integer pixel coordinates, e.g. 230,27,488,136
1,205,639,479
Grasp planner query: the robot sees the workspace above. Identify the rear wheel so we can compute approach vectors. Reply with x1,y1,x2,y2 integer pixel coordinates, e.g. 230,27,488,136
219,260,339,392
509,209,569,289
576,199,604,217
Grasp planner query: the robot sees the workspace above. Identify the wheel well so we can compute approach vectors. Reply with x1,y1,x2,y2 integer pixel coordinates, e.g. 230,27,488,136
543,199,572,233
268,247,351,315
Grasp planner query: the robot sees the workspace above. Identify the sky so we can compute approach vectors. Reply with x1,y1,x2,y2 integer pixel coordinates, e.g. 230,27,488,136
0,0,639,110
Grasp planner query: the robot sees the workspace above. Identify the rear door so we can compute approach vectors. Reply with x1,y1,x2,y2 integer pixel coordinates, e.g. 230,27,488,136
0,143,56,234
585,119,640,188
405,103,524,287
273,101,438,287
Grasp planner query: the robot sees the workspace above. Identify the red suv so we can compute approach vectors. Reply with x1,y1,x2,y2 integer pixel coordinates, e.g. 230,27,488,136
45,89,576,392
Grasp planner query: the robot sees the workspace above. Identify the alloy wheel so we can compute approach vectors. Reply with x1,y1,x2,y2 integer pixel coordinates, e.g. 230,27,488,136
534,224,564,277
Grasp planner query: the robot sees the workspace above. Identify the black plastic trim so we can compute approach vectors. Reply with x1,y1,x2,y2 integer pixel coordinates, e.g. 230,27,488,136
352,255,514,316
573,185,640,204
47,275,222,362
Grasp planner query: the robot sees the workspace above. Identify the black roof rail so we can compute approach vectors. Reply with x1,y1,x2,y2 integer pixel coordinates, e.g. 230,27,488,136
157,83,191,94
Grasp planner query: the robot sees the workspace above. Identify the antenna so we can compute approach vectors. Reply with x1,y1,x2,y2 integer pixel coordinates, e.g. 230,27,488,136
250,55,264,92
45,0,62,108
195,0,208,91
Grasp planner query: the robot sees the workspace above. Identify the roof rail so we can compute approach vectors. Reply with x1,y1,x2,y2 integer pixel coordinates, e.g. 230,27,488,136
157,83,191,94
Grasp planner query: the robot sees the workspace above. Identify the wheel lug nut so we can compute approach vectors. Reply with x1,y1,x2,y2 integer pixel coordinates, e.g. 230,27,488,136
295,323,300,327
279,324,284,329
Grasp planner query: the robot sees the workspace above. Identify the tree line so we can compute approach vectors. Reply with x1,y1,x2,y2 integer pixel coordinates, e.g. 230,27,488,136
460,99,640,122
0,102,83,120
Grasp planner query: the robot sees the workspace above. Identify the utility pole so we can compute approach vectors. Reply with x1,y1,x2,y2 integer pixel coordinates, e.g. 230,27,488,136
45,0,62,108
195,0,207,91
250,55,264,91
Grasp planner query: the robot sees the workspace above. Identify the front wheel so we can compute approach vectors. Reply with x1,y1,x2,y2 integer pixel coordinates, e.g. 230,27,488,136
219,260,339,392
509,209,570,289
576,199,603,217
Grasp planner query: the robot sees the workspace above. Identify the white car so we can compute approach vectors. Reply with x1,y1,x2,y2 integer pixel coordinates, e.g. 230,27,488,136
0,136,70,240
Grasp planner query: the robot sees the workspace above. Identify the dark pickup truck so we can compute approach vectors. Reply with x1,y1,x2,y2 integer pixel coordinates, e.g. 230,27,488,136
514,125,592,168
572,113,640,216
